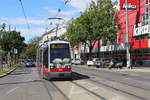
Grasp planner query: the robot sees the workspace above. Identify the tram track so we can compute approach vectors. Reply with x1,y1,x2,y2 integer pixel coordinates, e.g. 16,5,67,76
73,67,150,92
42,79,70,100
48,78,107,100
74,68,150,92
40,69,149,100
71,79,107,100
85,71,150,92
73,72,148,100
42,79,54,100
50,81,70,100
42,75,107,100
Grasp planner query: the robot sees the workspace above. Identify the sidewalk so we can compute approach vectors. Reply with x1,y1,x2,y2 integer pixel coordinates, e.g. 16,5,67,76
0,64,20,78
74,65,150,73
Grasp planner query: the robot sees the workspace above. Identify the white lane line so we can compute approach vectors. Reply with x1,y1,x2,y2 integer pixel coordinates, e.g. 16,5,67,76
7,87,19,94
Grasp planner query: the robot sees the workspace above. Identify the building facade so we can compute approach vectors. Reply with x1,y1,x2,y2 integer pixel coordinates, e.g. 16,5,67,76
115,0,150,66
74,0,150,66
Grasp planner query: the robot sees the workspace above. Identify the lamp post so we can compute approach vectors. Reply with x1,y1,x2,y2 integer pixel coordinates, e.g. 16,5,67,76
125,0,131,68
47,17,65,39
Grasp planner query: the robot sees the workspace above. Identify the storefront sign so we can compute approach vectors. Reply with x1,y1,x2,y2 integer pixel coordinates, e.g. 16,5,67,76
120,0,137,10
123,3,136,9
133,23,150,36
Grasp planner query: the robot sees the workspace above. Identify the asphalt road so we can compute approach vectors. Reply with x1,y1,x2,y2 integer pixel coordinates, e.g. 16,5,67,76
72,65,150,100
0,64,150,100
0,65,50,100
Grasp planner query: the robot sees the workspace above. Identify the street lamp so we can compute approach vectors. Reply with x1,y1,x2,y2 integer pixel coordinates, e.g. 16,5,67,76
64,0,71,4
47,17,65,38
125,0,131,68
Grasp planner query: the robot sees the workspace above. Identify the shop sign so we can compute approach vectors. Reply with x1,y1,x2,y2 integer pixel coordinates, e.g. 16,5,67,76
120,0,137,10
123,3,136,9
133,23,150,36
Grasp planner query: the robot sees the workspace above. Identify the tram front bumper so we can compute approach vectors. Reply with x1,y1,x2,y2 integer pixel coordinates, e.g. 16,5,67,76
48,72,72,79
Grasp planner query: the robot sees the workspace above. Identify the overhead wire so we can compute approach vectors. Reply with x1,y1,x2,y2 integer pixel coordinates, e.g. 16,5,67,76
45,0,71,32
54,0,71,18
19,0,30,31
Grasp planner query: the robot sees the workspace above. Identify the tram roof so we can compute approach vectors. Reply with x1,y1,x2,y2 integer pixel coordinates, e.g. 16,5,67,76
38,40,70,48
49,40,69,44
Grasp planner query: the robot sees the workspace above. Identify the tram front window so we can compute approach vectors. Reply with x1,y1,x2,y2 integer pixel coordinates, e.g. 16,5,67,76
50,44,70,63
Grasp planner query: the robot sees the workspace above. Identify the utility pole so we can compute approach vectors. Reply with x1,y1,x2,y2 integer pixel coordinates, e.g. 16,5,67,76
9,25,11,31
55,24,59,38
47,17,64,40
125,0,131,68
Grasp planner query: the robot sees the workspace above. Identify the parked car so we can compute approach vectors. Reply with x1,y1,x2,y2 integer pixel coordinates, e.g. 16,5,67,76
93,58,111,68
93,58,102,68
108,58,124,69
25,59,35,67
101,58,111,67
72,58,83,65
87,59,94,66
87,58,102,67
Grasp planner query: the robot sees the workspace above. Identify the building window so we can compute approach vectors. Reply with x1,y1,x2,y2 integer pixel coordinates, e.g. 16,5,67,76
146,0,150,4
143,3,150,26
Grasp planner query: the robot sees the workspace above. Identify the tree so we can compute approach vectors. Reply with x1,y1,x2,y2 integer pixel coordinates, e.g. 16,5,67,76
63,0,118,57
0,29,26,65
0,30,26,55
22,37,41,60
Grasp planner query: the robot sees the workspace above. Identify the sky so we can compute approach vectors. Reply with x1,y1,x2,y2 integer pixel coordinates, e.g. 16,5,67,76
0,0,116,42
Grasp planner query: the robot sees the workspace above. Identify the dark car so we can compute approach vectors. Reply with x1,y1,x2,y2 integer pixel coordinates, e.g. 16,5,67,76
94,58,111,68
25,59,35,67
108,58,124,69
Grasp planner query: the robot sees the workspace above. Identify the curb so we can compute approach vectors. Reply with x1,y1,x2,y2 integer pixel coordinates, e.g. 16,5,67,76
74,65,150,73
0,67,18,78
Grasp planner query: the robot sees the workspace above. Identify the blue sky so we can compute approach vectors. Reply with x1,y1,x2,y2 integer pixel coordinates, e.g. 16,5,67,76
0,0,116,42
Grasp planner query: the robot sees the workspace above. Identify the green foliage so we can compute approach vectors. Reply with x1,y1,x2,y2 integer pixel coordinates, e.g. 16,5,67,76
0,30,26,55
22,37,41,60
63,0,118,54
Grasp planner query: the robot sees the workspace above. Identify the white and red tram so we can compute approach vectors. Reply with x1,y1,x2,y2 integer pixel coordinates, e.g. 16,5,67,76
37,40,72,80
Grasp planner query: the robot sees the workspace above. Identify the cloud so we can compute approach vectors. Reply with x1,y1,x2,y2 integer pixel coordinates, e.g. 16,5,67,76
61,0,114,12
68,0,96,11
17,27,46,41
43,7,78,16
0,17,49,25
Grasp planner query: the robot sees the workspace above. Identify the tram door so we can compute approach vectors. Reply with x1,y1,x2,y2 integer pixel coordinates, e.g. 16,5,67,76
42,47,49,78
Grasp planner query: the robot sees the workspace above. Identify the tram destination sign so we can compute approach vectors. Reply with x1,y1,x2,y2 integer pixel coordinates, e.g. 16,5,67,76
133,23,150,37
51,44,68,48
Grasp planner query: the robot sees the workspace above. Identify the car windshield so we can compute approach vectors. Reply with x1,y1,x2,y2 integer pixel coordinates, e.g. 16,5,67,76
26,59,33,62
95,59,100,61
75,59,80,61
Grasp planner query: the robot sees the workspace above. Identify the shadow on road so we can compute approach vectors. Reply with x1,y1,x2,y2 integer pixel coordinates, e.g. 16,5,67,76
10,72,31,75
0,80,42,86
50,72,90,81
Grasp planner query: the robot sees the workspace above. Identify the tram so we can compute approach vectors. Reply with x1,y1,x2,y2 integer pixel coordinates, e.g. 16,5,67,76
37,40,72,80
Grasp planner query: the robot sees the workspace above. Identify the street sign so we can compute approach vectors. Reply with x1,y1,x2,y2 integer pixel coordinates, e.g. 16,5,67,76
14,49,18,54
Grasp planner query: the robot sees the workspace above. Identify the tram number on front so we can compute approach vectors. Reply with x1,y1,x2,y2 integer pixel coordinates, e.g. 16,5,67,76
59,69,63,72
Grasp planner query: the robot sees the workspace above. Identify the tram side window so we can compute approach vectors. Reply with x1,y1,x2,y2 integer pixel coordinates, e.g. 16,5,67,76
39,49,42,64
43,47,48,68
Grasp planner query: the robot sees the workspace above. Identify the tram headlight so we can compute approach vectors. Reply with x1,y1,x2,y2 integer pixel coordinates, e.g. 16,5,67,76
65,64,71,68
50,64,56,69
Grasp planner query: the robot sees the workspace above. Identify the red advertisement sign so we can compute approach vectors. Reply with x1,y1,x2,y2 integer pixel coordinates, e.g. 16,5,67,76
120,0,137,10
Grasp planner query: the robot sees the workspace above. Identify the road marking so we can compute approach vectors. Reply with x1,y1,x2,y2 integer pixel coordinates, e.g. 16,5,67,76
7,87,19,94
